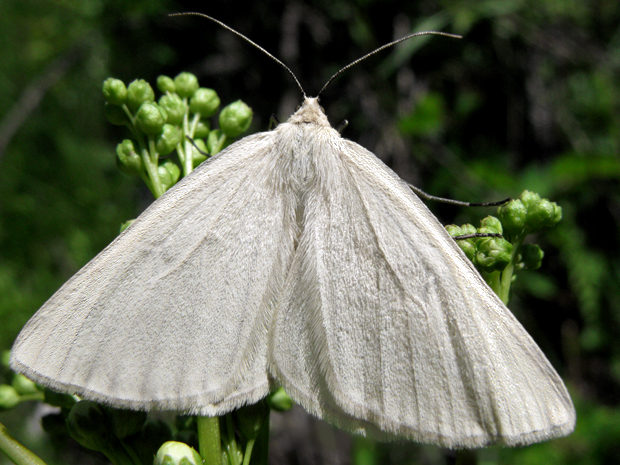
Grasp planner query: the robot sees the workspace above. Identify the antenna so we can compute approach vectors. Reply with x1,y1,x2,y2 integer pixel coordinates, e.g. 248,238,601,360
169,12,307,97
171,13,461,99
317,30,462,98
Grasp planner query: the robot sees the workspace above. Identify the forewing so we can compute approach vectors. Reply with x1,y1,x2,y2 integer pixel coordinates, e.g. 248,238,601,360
11,132,296,415
270,136,575,448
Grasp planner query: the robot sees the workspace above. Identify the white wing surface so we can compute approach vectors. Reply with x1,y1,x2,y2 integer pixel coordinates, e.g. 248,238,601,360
11,133,296,415
270,129,575,448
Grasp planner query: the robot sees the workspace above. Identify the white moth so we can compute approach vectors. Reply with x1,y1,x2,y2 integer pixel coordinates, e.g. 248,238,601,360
10,15,575,449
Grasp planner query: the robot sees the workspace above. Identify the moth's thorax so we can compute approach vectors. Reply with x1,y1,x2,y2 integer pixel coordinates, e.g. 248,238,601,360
287,97,331,127
272,97,341,191
278,98,329,230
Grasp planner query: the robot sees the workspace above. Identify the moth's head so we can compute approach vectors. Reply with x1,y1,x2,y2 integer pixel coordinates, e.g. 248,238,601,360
288,97,331,128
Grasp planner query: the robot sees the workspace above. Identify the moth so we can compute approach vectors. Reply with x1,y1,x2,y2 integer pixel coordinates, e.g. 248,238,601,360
10,14,575,449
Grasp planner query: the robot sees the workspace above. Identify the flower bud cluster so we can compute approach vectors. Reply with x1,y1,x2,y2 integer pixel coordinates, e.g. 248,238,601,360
446,190,561,299
497,190,562,238
102,73,253,198
446,217,513,274
0,350,44,410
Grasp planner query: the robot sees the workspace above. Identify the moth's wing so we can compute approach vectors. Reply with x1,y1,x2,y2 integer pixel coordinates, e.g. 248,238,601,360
270,137,575,448
11,132,296,415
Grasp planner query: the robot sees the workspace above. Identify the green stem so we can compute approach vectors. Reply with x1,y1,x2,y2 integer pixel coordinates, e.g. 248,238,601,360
0,422,47,465
180,114,201,177
211,133,227,156
180,111,190,177
140,138,164,198
121,104,137,128
197,416,221,465
352,436,377,465
498,235,524,305
224,414,240,465
485,271,502,297
249,406,270,465
122,103,163,198
241,438,255,465
17,393,44,403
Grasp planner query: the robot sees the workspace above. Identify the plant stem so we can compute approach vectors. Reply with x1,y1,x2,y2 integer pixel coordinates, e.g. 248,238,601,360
224,414,240,465
180,112,193,177
251,407,270,465
182,114,201,176
498,236,524,304
0,422,47,465
210,133,227,156
241,438,255,465
485,271,502,298
17,393,44,403
138,139,163,198
197,416,221,465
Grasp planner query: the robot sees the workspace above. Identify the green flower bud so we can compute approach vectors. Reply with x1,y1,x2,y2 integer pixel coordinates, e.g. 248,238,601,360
448,223,480,238
194,120,210,139
156,124,183,155
190,88,220,117
219,100,253,138
207,129,226,155
120,219,135,233
102,78,127,105
520,243,544,270
155,441,202,465
192,139,208,154
44,387,76,409
525,199,562,233
1,350,10,368
104,103,130,126
127,79,155,113
458,242,476,261
474,237,513,273
520,190,541,208
479,216,502,235
158,160,181,191
174,72,199,98
116,139,144,176
235,401,269,440
0,385,20,409
446,224,477,261
136,102,167,135
107,407,147,439
66,401,112,452
267,387,293,411
498,199,527,238
460,224,478,236
445,224,461,236
159,93,187,126
157,75,176,93
12,374,39,395
190,139,208,168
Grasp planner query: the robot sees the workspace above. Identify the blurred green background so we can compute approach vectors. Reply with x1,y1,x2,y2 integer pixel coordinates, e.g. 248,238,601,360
1,0,619,464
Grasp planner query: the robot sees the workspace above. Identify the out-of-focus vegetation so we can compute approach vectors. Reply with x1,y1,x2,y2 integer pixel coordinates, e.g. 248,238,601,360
1,0,619,464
